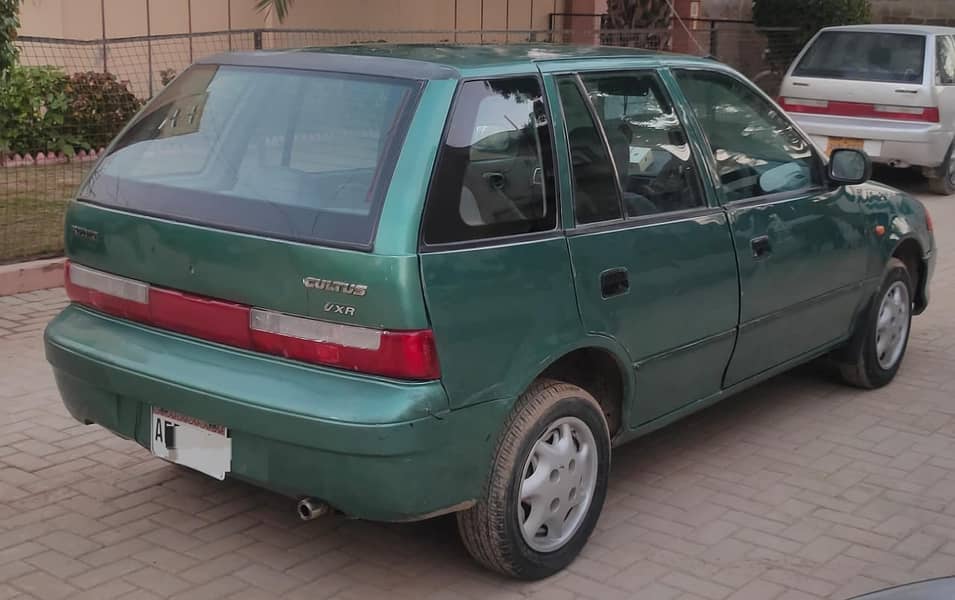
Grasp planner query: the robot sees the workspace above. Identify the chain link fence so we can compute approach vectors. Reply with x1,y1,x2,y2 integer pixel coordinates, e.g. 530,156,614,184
1,24,799,264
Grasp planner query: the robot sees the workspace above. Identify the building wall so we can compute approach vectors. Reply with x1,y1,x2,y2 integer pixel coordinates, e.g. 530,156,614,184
688,0,955,26
872,0,955,25
701,0,750,20
18,0,570,40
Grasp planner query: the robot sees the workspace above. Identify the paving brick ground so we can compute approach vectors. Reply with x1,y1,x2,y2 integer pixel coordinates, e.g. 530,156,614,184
0,175,953,599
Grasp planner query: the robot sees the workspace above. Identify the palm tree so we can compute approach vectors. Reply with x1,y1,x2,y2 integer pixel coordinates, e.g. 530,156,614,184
254,0,294,22
0,0,21,78
605,0,670,29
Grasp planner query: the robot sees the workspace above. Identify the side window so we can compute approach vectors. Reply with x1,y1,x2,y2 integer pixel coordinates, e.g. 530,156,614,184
674,69,822,202
556,76,622,224
938,36,955,85
579,71,706,217
422,77,556,245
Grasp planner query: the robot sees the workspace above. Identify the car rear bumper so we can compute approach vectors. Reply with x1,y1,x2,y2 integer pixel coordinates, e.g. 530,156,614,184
793,114,954,168
44,305,508,522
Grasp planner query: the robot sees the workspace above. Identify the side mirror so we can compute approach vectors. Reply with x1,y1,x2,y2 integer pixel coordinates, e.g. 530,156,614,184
829,148,872,185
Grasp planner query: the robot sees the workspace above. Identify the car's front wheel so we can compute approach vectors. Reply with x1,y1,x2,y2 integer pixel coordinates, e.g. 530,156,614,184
839,258,913,389
457,379,610,579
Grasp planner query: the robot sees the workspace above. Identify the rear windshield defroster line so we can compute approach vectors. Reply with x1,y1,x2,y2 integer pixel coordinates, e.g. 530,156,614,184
79,64,423,250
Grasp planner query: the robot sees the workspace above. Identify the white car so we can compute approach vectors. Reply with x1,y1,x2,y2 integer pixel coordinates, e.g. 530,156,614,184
779,24,955,194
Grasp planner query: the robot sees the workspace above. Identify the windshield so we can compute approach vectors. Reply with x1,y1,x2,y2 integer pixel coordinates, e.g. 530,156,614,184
793,31,926,83
80,64,421,249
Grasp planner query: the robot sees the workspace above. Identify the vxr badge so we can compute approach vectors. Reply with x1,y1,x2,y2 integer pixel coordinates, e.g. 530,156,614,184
324,303,356,316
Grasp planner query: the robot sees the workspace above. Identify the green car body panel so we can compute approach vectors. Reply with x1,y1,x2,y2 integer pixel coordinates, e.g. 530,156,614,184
44,45,935,522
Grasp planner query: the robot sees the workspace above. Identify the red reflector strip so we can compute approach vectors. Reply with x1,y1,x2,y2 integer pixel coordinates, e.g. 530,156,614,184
150,289,252,349
779,97,940,122
64,261,440,380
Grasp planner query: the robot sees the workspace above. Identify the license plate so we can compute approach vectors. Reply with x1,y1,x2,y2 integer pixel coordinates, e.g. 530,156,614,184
150,408,231,480
826,136,866,154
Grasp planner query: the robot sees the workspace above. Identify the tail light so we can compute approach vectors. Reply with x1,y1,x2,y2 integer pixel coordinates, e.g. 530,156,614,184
779,97,940,123
64,262,440,380
926,209,933,233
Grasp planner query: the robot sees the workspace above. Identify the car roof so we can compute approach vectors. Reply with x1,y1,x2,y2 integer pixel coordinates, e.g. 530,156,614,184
820,23,955,36
199,44,710,80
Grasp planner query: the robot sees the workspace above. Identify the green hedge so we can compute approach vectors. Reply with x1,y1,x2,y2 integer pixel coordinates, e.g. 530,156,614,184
65,71,142,149
0,66,77,156
0,66,141,157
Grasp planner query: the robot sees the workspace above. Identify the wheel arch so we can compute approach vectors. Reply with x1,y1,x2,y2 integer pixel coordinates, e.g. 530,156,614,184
890,236,928,314
530,338,635,440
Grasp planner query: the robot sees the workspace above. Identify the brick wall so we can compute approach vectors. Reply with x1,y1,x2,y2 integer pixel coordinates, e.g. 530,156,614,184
872,0,955,26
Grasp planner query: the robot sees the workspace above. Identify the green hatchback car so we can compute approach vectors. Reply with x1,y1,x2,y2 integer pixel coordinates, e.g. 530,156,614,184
45,45,935,579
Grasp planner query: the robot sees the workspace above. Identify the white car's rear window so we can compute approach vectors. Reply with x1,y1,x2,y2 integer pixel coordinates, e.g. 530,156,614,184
80,65,421,249
793,31,926,83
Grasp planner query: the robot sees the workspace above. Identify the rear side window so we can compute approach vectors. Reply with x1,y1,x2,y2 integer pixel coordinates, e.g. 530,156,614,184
82,65,420,249
938,35,955,84
555,76,622,224
422,77,556,245
793,31,926,83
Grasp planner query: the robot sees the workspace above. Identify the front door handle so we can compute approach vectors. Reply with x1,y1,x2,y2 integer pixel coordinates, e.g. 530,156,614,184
600,268,629,298
751,235,772,258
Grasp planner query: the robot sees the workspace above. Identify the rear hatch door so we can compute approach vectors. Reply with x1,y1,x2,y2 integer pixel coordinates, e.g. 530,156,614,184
781,30,935,115
67,61,428,331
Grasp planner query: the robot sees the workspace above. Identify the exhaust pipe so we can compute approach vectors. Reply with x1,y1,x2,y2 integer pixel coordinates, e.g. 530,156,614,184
297,497,330,521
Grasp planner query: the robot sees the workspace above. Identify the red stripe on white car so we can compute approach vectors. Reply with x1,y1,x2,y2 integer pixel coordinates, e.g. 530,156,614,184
779,97,940,123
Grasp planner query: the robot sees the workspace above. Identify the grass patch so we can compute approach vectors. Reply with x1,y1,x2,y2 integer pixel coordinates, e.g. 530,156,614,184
0,163,88,264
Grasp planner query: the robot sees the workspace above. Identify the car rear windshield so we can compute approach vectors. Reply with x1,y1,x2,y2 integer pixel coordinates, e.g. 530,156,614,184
80,64,421,249
793,31,926,83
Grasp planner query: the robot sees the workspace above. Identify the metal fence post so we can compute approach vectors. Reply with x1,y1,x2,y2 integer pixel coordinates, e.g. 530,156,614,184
254,30,263,50
100,0,108,72
187,0,194,63
146,0,153,97
709,19,718,58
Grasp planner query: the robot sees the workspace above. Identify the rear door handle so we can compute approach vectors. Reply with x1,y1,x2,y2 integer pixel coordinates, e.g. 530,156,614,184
751,235,771,258
600,268,629,298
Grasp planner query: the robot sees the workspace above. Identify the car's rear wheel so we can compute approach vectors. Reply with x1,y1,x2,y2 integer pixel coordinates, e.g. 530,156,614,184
457,379,610,580
839,258,913,389
928,144,955,196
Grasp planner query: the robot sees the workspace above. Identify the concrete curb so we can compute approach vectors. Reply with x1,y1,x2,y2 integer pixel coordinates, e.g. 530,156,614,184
0,257,66,296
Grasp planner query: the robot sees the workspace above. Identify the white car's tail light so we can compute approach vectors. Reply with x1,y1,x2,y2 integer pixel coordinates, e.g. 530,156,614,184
778,97,940,123
780,97,829,109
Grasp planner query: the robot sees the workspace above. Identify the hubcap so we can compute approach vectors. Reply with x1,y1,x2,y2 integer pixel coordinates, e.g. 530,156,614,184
948,156,955,187
875,280,910,370
518,416,598,553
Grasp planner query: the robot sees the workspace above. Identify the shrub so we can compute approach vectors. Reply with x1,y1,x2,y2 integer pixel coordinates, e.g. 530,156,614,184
64,71,142,149
753,0,871,67
160,68,177,86
0,65,81,156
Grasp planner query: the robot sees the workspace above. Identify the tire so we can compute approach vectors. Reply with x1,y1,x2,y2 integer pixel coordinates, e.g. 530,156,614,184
928,144,955,196
457,379,611,580
839,258,913,389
